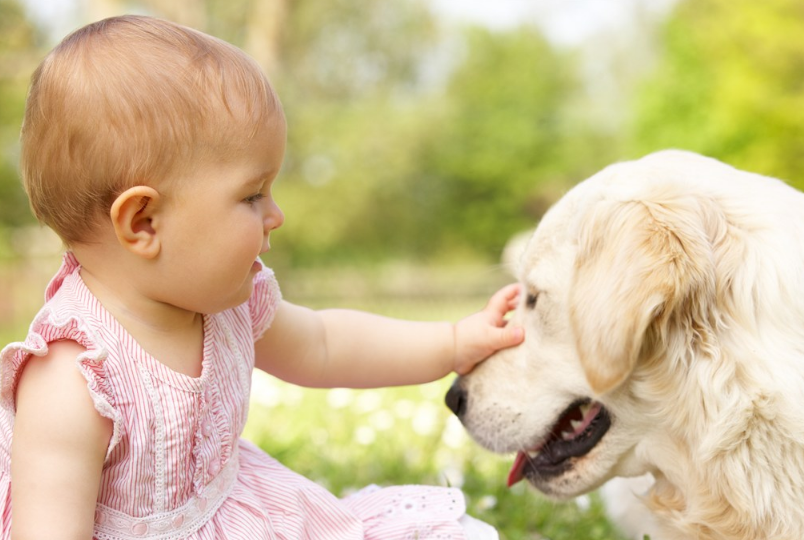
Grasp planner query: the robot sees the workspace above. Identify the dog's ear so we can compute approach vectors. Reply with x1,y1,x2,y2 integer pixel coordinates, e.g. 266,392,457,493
570,197,716,395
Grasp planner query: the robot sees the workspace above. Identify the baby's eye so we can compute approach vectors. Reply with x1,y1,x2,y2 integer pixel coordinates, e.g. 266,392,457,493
245,193,266,205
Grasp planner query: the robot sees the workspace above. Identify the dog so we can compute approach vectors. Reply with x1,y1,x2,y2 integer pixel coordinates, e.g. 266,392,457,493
446,150,804,540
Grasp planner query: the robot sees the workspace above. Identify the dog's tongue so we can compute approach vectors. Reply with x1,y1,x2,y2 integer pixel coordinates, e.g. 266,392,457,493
507,451,528,487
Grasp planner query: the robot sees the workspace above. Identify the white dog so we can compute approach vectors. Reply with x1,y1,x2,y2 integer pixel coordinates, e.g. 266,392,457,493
446,150,804,540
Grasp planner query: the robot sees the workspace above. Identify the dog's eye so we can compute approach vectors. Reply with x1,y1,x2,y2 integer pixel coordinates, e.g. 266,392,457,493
526,293,538,309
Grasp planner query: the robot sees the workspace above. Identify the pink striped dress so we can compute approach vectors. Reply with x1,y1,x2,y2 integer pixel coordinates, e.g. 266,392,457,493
0,252,472,539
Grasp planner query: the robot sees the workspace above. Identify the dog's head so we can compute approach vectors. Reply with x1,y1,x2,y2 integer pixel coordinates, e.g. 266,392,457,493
447,150,739,498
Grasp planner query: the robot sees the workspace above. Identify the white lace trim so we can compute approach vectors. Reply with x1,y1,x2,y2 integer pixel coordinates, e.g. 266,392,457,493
135,362,166,513
94,448,239,540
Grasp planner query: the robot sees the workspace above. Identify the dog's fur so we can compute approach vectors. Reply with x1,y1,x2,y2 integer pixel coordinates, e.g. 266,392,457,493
450,151,804,540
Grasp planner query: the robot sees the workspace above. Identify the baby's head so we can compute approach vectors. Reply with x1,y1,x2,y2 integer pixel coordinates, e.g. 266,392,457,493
20,15,284,246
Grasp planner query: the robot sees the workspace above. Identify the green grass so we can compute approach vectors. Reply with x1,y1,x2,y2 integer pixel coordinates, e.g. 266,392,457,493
241,288,629,539
243,376,628,540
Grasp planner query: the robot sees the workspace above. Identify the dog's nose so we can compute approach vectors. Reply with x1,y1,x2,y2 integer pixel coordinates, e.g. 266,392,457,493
445,378,467,417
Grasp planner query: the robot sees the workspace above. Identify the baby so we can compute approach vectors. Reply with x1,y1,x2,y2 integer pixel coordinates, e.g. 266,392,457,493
0,15,523,540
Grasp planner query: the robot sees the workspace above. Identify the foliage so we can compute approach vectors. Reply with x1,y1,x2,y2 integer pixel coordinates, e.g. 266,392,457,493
4,0,804,263
629,0,804,189
277,0,438,102
263,0,442,267
272,21,608,267
244,374,628,540
408,27,599,260
0,0,40,230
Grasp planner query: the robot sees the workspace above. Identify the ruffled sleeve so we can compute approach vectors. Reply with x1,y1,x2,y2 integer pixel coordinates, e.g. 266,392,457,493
248,259,282,341
0,312,124,460
0,253,124,460
0,328,49,415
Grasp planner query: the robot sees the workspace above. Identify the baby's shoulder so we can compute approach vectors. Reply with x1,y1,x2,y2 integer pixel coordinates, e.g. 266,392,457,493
16,339,88,399
14,338,113,463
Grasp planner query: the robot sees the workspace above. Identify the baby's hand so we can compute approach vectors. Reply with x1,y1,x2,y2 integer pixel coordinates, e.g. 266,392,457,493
452,283,524,375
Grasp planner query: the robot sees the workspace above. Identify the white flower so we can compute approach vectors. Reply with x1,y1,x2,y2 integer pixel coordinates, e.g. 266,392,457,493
356,390,382,413
327,388,354,409
476,495,497,511
441,415,468,448
251,371,281,408
575,494,591,511
370,410,395,431
355,426,376,445
412,402,439,435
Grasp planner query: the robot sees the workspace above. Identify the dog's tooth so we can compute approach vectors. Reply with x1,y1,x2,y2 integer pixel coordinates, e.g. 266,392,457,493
562,431,574,440
570,420,582,431
579,403,591,417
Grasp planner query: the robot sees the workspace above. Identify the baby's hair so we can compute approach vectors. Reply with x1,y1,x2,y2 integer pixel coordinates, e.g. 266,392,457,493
20,15,282,245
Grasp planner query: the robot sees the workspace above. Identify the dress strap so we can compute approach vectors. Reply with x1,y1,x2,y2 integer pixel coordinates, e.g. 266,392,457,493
45,251,81,302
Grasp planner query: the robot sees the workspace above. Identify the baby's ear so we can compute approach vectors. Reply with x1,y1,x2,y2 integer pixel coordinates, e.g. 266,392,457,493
110,186,162,259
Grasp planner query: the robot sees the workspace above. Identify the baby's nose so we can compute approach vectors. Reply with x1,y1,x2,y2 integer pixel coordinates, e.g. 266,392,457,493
265,202,284,231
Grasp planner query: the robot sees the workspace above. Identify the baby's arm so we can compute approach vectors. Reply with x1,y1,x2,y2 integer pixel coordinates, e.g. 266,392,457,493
254,284,522,388
12,340,111,539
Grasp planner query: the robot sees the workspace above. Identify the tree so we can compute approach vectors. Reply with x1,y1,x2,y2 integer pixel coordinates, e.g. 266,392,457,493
630,0,804,189
400,26,594,260
0,0,40,232
270,20,605,265
265,0,443,266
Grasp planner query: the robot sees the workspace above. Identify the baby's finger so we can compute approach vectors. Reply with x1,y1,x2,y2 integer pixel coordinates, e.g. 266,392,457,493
490,323,524,351
486,283,521,315
507,295,520,311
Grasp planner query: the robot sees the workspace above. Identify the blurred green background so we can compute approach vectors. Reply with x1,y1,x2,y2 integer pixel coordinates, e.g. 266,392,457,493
2,0,803,538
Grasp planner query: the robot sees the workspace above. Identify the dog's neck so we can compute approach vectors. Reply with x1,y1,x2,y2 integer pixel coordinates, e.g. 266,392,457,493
635,341,804,540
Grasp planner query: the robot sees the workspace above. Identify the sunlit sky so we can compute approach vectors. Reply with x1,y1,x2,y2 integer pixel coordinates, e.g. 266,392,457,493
22,0,79,39
24,0,677,47
430,0,676,46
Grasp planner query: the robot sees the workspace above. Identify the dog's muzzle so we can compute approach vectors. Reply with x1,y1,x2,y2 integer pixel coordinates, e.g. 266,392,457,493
445,378,467,418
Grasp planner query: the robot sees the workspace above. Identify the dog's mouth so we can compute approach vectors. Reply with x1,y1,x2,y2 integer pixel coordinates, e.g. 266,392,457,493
507,398,611,487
